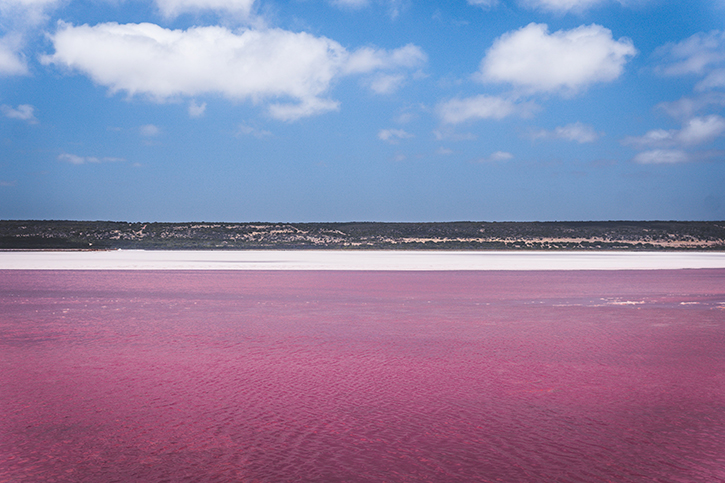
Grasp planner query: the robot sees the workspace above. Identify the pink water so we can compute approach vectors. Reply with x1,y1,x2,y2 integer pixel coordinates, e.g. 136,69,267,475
1,270,724,482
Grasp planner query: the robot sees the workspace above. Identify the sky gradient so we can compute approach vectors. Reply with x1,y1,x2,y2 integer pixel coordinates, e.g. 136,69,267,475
1,0,725,222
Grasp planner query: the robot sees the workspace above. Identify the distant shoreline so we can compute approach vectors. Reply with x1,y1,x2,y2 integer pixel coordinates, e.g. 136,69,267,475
2,220,724,251
2,250,725,271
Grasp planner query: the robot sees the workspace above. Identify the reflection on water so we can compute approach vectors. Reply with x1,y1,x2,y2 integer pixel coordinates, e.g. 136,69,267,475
1,270,724,482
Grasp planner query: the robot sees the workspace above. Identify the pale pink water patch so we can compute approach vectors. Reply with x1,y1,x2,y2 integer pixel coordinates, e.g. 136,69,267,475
1,270,724,482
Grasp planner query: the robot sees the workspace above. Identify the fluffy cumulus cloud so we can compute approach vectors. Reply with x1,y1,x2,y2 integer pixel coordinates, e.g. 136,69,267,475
42,22,425,121
624,115,725,164
155,0,255,18
1,103,36,122
531,122,600,143
437,95,535,124
478,23,636,95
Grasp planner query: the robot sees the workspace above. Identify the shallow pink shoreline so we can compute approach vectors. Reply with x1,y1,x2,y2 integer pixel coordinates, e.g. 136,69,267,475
2,249,725,270
2,269,725,482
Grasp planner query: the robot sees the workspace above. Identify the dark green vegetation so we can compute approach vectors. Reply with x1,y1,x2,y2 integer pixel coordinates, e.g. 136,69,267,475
1,220,724,250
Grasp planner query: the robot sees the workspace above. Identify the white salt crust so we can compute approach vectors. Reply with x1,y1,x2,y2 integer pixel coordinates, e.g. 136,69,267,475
2,250,725,270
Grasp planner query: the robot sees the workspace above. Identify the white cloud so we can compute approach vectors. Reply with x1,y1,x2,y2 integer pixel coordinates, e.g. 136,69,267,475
344,43,426,74
0,0,64,76
467,0,499,8
519,0,605,13
624,115,725,149
188,100,206,117
0,0,62,27
369,73,405,94
436,147,453,155
531,122,600,143
267,97,340,121
0,35,28,76
237,123,271,138
625,115,725,164
140,124,160,137
58,153,125,164
43,22,425,121
657,93,725,120
677,115,725,145
697,68,725,91
654,31,725,77
432,128,477,141
477,151,513,162
632,149,690,164
437,95,533,124
347,44,425,95
155,0,255,19
478,23,636,95
330,0,369,9
378,128,413,143
1,103,36,123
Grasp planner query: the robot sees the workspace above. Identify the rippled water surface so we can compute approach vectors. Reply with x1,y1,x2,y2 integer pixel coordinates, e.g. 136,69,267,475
2,270,724,482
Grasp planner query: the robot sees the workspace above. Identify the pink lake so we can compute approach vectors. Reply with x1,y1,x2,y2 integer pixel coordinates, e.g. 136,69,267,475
1,270,724,482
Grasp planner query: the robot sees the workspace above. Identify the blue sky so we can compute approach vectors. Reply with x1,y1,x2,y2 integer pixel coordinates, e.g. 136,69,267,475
1,0,724,222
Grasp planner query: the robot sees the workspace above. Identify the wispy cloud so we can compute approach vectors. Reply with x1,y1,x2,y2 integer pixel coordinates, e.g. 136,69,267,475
0,35,28,76
623,115,725,164
519,0,608,14
653,31,725,78
433,128,477,141
530,122,601,143
631,149,690,164
623,115,725,149
188,100,206,118
476,151,513,163
437,95,536,124
378,128,413,143
467,0,499,9
154,0,256,19
330,0,369,9
58,153,126,165
237,124,272,139
139,124,160,137
656,93,725,120
1,103,37,123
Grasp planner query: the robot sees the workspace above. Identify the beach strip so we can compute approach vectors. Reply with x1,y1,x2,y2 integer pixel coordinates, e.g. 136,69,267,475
2,250,725,270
